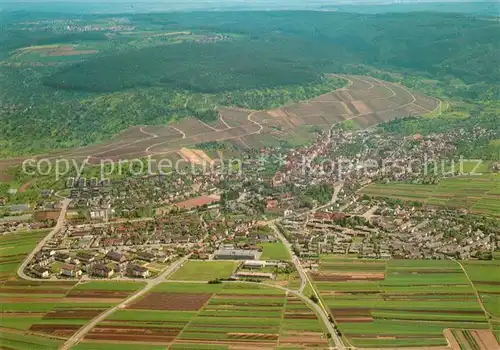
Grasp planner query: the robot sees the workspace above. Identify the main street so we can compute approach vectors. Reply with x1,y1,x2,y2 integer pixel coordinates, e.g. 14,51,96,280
270,222,345,350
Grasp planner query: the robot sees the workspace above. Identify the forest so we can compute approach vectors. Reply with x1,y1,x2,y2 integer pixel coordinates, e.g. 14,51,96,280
0,10,499,156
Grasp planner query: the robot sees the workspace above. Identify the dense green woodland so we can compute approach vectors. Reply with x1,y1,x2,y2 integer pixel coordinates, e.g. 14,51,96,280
0,11,499,156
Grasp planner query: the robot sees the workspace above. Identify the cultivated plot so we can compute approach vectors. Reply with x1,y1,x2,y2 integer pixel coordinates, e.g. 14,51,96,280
78,282,328,349
311,257,498,348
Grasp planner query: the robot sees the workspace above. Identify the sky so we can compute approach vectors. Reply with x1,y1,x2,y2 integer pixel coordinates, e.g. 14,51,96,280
0,0,491,3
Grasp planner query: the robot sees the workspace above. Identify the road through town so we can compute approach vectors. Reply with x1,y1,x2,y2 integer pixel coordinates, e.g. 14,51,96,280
17,198,71,281
270,223,345,350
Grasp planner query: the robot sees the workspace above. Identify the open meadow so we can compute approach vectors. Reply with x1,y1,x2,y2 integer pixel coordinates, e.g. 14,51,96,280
310,256,499,348
167,260,239,281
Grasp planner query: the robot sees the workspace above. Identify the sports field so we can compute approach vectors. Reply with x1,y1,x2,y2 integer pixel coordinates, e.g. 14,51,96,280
167,260,239,281
259,242,292,261
76,282,329,349
361,174,500,217
311,256,498,348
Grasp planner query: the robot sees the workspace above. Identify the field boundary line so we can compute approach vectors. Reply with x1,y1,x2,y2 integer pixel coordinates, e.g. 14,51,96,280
275,290,289,349
449,258,494,328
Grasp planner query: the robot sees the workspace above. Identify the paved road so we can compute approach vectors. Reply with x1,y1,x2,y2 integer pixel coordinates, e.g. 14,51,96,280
59,255,190,350
270,223,345,350
17,198,71,281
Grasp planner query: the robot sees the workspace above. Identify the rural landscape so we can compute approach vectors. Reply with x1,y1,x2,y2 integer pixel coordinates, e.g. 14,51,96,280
1,1,499,350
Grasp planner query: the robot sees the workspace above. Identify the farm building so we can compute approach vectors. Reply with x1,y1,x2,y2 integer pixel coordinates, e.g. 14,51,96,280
243,260,267,269
234,271,275,279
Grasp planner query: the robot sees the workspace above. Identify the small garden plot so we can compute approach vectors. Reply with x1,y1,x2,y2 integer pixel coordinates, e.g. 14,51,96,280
128,292,212,311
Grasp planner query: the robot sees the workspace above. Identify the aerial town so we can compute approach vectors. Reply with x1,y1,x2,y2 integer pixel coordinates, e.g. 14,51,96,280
4,124,496,281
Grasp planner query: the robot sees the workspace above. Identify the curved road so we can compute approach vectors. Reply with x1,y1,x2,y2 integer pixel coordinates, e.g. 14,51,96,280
17,198,71,281
60,255,190,350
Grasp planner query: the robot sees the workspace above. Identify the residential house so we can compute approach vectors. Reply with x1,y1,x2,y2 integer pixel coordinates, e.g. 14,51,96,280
32,265,50,278
126,264,150,278
91,263,114,278
136,251,156,262
106,251,127,263
60,264,82,278
54,252,71,263
76,252,95,263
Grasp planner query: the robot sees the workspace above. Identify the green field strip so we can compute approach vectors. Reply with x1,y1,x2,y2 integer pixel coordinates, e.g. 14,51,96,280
74,341,167,350
0,331,64,350
339,320,475,335
349,337,447,348
315,281,381,292
325,298,483,311
1,302,116,312
0,315,45,330
279,318,326,332
202,305,284,312
183,326,279,334
480,293,500,317
372,310,488,323
106,309,197,322
0,293,68,298
169,343,229,350
208,297,285,305
99,320,188,328
186,316,283,327
197,310,283,318
72,281,145,291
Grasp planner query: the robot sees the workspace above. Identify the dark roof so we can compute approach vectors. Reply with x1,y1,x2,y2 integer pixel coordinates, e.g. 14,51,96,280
127,264,148,273
32,265,48,273
93,263,111,272
106,251,123,260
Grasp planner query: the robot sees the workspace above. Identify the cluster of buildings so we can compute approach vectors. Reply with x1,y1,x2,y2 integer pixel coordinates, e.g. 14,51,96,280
280,200,498,261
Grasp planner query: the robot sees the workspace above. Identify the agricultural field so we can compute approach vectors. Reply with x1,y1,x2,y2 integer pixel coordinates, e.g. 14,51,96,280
0,230,49,281
464,260,500,343
0,230,145,349
167,260,239,281
361,174,500,217
259,242,292,261
77,282,329,349
311,256,498,348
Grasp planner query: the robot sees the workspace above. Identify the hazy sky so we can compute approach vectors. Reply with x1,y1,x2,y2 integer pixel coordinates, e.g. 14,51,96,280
1,0,491,3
